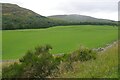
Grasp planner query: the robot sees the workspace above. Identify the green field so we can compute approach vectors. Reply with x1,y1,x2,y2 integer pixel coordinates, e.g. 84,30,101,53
2,25,118,59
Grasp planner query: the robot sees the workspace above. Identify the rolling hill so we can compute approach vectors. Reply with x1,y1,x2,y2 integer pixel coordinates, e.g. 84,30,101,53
48,14,117,25
2,3,117,30
2,3,66,30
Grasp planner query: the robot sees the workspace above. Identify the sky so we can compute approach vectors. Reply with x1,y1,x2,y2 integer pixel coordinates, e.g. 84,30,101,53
0,0,119,21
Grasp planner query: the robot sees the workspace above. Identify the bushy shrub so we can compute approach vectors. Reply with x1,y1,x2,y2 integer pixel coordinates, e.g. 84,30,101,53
68,46,96,62
34,44,52,55
2,45,97,78
2,45,59,78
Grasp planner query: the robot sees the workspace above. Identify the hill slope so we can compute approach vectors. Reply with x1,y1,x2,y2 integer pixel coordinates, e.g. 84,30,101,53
2,3,117,30
2,3,65,30
48,14,117,25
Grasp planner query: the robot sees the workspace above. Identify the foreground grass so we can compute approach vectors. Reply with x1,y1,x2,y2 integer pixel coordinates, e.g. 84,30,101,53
59,42,118,78
3,25,118,59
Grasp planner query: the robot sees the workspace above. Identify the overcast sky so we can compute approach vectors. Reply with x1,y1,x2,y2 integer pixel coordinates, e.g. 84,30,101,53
0,0,119,21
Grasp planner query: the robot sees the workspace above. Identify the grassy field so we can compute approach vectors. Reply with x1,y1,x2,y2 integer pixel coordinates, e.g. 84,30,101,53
59,41,118,78
2,25,118,59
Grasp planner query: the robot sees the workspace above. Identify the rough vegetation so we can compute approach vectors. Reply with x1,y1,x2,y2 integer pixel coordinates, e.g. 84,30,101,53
2,45,97,78
59,41,118,78
68,46,96,62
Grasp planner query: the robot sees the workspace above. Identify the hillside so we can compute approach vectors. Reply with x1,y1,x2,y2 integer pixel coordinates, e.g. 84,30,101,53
48,14,117,25
2,3,65,30
2,3,117,30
